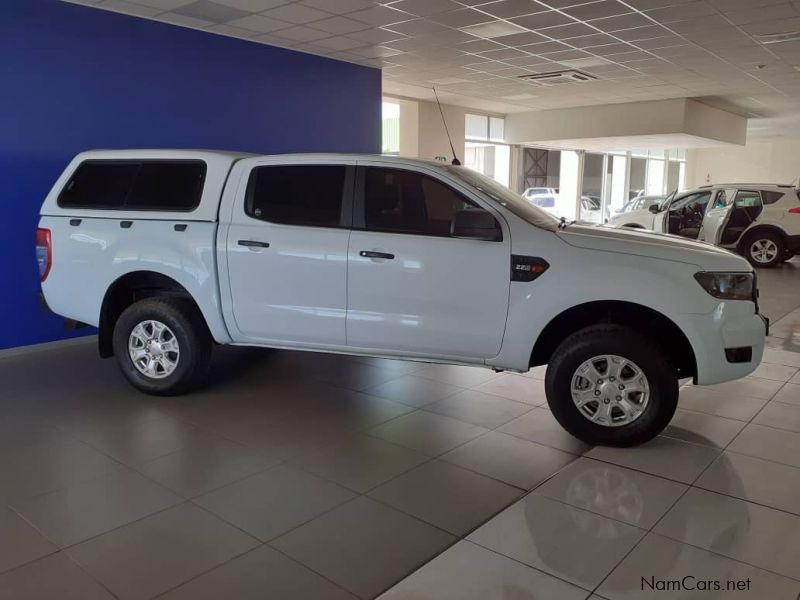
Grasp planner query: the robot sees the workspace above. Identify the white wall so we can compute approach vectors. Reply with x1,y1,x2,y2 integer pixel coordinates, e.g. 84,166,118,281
417,100,467,163
686,139,800,187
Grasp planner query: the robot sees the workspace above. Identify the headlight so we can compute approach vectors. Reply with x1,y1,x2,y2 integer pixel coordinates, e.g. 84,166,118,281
694,272,754,301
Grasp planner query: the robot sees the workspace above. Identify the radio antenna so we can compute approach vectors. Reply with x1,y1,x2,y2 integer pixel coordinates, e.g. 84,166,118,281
433,87,461,166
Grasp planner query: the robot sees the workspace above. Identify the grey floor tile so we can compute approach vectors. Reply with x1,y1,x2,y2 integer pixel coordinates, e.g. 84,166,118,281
655,488,800,580
307,359,405,392
368,460,523,535
498,408,592,454
534,457,687,529
10,469,182,547
696,451,800,516
678,385,768,421
272,496,455,599
291,435,428,493
195,464,355,541
791,371,800,384
378,540,587,600
364,375,464,408
424,389,533,429
762,348,800,368
0,507,56,574
598,532,800,599
0,552,115,600
66,503,258,600
135,435,274,498
727,423,800,468
72,414,217,466
413,363,500,387
663,409,746,448
696,377,783,400
772,382,800,406
749,363,798,382
468,493,645,590
0,439,122,504
754,400,800,432
585,436,720,484
349,356,425,374
474,372,548,405
441,430,576,489
159,545,357,600
368,411,489,456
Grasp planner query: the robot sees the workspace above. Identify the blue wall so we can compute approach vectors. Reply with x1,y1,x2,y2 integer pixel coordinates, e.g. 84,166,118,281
0,0,381,350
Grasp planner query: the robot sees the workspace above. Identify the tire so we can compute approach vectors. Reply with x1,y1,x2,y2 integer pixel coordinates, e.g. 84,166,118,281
112,297,212,396
783,250,795,262
544,325,678,447
743,231,784,268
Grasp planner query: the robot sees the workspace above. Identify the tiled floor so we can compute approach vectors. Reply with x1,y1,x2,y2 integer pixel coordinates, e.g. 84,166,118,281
1,259,799,599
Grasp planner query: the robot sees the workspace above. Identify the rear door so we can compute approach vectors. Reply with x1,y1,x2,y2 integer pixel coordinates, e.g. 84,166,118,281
224,159,354,346
346,163,510,359
700,188,735,244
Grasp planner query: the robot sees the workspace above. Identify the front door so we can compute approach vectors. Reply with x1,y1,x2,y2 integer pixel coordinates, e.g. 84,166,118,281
346,164,511,359
224,160,354,346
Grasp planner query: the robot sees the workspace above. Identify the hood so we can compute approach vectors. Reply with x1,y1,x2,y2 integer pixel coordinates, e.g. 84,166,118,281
557,224,751,272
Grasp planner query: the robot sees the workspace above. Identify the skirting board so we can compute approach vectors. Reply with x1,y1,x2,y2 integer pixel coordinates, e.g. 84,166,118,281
0,335,97,360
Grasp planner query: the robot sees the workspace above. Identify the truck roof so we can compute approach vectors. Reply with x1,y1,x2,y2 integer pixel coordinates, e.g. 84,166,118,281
40,150,459,222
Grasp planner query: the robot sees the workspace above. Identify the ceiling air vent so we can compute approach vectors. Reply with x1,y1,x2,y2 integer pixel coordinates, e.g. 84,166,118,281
517,70,597,86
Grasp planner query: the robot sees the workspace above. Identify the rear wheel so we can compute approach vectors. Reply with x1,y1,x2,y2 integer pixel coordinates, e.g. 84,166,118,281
743,231,784,268
112,297,211,396
545,325,678,447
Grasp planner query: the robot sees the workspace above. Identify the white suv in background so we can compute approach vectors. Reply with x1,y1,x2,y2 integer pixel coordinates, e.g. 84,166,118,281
608,184,800,267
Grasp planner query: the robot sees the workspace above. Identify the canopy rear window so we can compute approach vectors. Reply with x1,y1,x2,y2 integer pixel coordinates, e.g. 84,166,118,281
58,160,206,211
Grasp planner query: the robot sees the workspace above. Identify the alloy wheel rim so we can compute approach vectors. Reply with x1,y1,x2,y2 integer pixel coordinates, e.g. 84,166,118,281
570,355,650,427
750,239,778,264
128,320,180,379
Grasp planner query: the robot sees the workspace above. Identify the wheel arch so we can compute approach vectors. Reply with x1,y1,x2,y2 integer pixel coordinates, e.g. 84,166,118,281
737,224,788,251
529,300,697,380
98,271,211,358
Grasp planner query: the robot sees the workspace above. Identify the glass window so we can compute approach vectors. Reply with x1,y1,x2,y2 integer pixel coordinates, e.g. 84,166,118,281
734,190,762,208
465,114,489,139
58,160,206,211
762,190,785,204
246,165,346,227
363,167,498,238
382,101,400,155
489,117,504,141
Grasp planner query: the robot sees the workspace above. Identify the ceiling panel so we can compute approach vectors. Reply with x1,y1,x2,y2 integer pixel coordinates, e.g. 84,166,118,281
64,0,800,136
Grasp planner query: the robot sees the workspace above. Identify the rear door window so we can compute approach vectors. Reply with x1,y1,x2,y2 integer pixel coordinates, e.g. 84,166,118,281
245,165,347,228
58,160,206,211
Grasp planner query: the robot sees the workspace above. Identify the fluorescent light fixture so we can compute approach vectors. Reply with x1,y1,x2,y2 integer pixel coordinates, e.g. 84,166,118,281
753,31,800,44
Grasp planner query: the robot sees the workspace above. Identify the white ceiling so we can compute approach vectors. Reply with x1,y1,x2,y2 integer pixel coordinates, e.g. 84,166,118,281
65,0,800,139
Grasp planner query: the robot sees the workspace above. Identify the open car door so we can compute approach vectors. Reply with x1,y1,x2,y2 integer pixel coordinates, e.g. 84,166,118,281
699,188,735,244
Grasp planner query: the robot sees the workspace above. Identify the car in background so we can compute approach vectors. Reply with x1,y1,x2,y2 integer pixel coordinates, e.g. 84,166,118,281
613,194,665,218
608,184,800,267
522,187,558,210
580,195,602,223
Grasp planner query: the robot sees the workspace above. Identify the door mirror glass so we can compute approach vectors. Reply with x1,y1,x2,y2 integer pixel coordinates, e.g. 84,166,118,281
648,203,660,213
451,209,502,241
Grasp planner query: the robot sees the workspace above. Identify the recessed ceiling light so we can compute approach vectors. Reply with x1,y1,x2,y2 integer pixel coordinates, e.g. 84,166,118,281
753,31,800,44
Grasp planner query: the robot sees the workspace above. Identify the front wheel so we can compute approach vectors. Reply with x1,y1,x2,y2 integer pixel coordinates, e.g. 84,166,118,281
743,232,784,268
545,325,678,447
112,297,212,396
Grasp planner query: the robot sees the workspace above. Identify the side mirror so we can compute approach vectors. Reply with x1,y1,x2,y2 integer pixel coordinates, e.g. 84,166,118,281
451,209,502,241
648,203,661,214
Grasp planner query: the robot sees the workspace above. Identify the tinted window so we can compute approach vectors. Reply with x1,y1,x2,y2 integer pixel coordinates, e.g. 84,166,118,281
246,165,346,227
734,190,762,208
762,190,785,204
363,168,496,237
58,160,206,210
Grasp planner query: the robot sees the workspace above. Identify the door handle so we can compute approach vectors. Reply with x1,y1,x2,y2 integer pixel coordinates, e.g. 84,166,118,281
360,250,394,260
238,240,270,248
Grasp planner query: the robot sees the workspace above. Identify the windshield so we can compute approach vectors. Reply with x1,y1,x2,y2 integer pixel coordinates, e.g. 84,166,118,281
446,166,561,231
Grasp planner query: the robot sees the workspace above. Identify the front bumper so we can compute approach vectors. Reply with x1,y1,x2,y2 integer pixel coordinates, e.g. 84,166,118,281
674,302,767,385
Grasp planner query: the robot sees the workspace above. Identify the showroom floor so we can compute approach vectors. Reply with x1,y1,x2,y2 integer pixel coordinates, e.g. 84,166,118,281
1,262,799,600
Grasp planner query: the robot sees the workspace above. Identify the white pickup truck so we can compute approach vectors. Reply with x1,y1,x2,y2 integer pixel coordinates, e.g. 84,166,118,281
38,150,768,446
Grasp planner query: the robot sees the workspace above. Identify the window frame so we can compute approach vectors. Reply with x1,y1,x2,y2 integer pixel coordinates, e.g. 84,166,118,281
243,164,355,230
57,159,207,212
353,165,503,241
